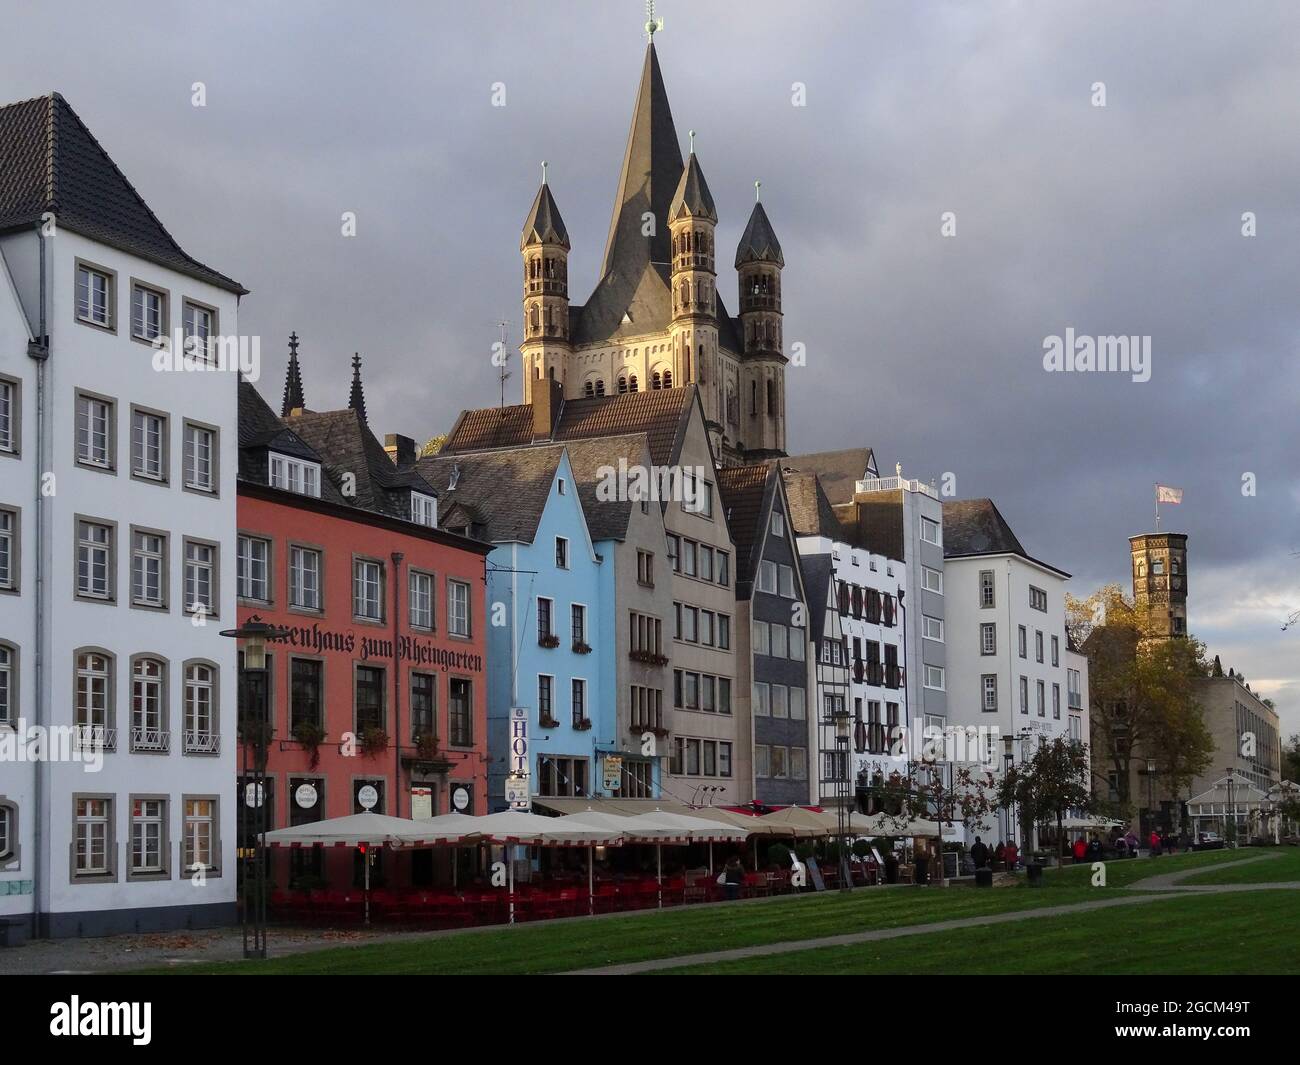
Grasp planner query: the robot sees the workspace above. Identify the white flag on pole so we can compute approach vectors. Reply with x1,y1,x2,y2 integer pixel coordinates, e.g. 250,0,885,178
1156,485,1183,505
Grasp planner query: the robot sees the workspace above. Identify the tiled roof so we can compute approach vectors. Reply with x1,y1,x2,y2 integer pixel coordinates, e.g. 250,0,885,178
781,448,876,505
419,447,566,544
0,93,244,293
442,385,696,469
778,467,842,539
717,463,774,592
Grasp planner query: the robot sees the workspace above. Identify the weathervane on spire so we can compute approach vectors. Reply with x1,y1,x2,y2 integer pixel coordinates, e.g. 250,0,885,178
541,159,548,185
645,0,663,41
688,129,695,154
754,179,762,203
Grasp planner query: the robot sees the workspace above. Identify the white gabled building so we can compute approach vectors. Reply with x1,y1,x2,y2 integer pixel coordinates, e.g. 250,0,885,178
0,93,244,941
942,498,1089,849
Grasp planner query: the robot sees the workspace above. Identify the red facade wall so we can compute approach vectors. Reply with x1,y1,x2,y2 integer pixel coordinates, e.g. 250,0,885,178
236,487,489,836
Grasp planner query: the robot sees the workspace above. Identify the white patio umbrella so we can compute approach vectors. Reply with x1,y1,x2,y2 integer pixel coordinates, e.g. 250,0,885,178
629,810,750,908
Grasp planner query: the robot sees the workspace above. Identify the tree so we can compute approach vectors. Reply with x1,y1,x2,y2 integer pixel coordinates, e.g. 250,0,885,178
998,737,1093,859
1069,585,1213,817
419,434,447,458
1282,733,1300,783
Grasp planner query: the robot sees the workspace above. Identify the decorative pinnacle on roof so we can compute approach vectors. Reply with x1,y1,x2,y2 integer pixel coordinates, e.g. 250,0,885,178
280,331,305,415
521,162,571,251
645,0,663,41
735,198,784,268
669,141,718,223
348,352,368,424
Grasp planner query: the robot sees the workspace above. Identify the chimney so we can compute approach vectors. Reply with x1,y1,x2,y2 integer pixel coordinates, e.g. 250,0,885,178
385,433,417,468
532,377,563,440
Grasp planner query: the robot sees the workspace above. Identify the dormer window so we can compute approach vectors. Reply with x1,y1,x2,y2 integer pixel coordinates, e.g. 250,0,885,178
410,492,438,528
270,453,320,497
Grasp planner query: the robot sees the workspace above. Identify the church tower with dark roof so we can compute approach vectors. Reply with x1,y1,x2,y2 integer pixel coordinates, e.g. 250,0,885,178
518,27,788,465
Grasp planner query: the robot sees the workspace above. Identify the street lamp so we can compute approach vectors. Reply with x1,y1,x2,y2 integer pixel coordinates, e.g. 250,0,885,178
220,619,288,960
833,708,852,892
1002,735,1015,848
1225,767,1235,847
1146,757,1157,840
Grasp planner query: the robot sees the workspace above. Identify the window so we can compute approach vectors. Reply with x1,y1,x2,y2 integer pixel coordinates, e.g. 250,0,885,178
537,597,553,640
681,539,696,577
183,423,216,492
183,301,215,356
538,675,554,721
571,603,586,646
787,622,801,660
448,580,471,636
1052,683,1061,720
411,673,436,739
1037,680,1046,717
922,566,942,594
753,620,769,656
76,393,113,469
754,744,770,778
716,551,730,587
555,537,569,569
0,378,15,454
130,409,166,480
667,534,681,572
0,509,13,591
291,658,323,731
1018,625,1027,658
269,453,320,498
923,615,943,641
289,546,321,610
771,511,785,537
449,678,472,745
770,623,789,659
790,687,806,720
980,622,996,656
77,520,114,600
698,545,714,582
0,644,13,727
982,674,998,712
1020,676,1029,715
75,651,113,747
684,472,714,518
237,535,270,602
184,663,216,753
572,678,587,726
1051,635,1060,667
76,264,113,327
778,564,795,598
131,283,166,342
130,657,167,751
758,560,777,594
0,801,15,864
1029,586,1048,611
1152,558,1164,576
183,540,216,615
353,559,383,620
771,684,789,718
183,798,217,872
1068,668,1083,710
637,549,654,586
1035,631,1044,663
790,746,808,781
409,571,434,629
979,570,995,608
131,798,166,874
753,681,770,717
924,665,945,691
921,516,941,545
355,665,385,732
75,797,113,875
410,492,437,527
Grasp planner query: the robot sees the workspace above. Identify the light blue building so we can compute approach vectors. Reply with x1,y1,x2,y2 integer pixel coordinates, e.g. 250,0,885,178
422,445,608,808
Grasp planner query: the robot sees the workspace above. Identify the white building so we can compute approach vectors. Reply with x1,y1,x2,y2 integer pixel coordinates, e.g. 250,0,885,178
942,499,1089,849
0,93,244,940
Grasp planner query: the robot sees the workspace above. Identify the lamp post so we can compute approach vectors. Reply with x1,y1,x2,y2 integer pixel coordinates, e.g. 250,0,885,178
833,708,851,892
1225,767,1235,847
1002,734,1015,848
1145,757,1157,840
220,619,287,960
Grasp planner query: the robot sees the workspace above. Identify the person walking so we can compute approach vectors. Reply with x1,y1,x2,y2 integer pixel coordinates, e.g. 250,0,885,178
722,855,744,901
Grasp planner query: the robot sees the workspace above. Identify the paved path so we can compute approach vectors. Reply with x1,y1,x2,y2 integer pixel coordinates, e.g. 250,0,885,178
566,856,1300,975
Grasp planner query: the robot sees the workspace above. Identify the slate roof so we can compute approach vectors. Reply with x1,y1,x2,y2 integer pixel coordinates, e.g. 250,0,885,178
419,446,566,544
0,93,244,294
562,434,652,542
735,200,784,268
717,463,774,592
521,180,570,250
669,152,717,223
238,378,350,505
800,552,836,644
442,385,696,468
778,467,842,539
781,448,877,505
943,498,1071,577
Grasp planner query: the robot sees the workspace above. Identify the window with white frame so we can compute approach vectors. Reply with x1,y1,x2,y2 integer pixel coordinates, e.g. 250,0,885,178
0,802,13,863
924,665,945,690
1035,630,1044,663
409,570,434,629
131,657,167,750
77,520,113,599
923,615,943,641
922,566,942,594
1018,625,1027,658
980,622,997,656
184,798,216,871
778,564,795,598
184,663,216,752
1051,635,1060,667
131,530,165,608
353,559,383,620
131,284,165,342
75,652,111,736
131,798,166,874
982,674,998,711
1029,585,1048,611
410,492,437,527
1052,683,1061,719
184,540,215,614
1020,675,1029,714
0,378,16,453
683,471,714,517
448,579,470,636
75,797,112,875
76,264,112,327
770,511,785,537
1037,679,1046,717
289,546,321,610
921,516,941,545
76,394,113,468
183,301,214,356
130,409,166,481
758,560,777,594
237,535,270,602
555,537,569,569
0,509,14,591
269,453,320,497
979,570,995,608
183,423,216,492
0,644,12,726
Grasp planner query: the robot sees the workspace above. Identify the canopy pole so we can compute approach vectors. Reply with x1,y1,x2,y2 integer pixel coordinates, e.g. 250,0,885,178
708,841,713,875
508,845,515,925
588,845,594,916
452,846,458,890
364,848,371,927
753,836,758,870
657,844,663,909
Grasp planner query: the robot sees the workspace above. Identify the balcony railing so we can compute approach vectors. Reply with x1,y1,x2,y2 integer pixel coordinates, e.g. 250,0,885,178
855,476,938,499
184,730,221,755
131,727,171,753
74,724,116,752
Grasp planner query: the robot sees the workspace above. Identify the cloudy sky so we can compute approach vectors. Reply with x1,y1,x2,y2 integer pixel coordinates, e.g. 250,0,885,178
5,0,1298,731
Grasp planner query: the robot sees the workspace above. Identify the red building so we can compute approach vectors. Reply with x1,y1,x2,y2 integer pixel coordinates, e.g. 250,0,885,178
236,357,490,887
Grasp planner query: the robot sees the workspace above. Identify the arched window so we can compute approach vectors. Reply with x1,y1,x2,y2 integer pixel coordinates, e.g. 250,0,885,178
652,372,662,390
751,381,758,415
584,381,595,397
628,374,639,393
0,643,14,728
529,305,540,333
617,375,628,395
698,344,706,384
75,650,113,747
131,656,167,750
184,662,216,753
595,380,605,397
547,366,555,380
767,379,776,416
683,351,691,383
0,799,15,865
663,370,673,389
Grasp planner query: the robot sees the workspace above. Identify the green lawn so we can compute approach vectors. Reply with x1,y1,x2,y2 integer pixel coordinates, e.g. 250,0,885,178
1180,848,1300,885
1026,846,1257,889
662,890,1300,975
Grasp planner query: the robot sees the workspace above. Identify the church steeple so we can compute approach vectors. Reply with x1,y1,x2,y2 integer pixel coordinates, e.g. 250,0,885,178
520,163,572,402
669,137,718,393
348,352,368,424
281,331,305,415
736,188,787,458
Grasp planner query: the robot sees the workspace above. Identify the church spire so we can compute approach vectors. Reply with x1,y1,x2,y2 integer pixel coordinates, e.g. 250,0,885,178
520,162,571,251
348,353,368,424
280,331,305,415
